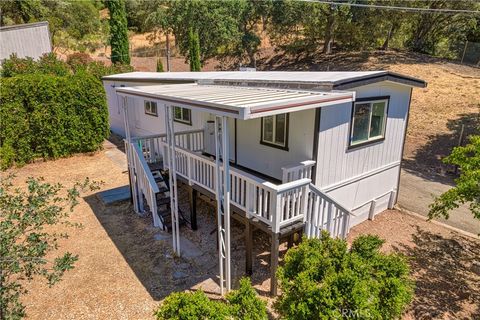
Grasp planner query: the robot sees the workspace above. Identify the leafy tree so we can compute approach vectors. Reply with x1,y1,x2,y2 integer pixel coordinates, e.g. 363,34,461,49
0,175,99,319
0,0,105,52
106,0,130,64
276,232,414,319
429,135,480,223
156,57,164,72
168,0,241,63
188,27,201,71
405,0,479,55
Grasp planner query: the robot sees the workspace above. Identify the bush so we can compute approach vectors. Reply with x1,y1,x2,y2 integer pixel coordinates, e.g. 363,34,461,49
1,53,70,77
276,232,414,320
1,53,133,81
66,52,93,72
0,73,109,169
226,278,267,320
154,291,230,320
155,278,267,320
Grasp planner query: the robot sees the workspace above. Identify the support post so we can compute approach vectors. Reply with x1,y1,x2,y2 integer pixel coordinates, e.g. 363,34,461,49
214,115,231,294
122,97,139,213
189,188,198,230
245,220,253,276
165,105,181,256
270,232,279,296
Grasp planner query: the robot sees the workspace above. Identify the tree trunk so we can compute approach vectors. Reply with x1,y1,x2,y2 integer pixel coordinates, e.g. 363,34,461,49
166,32,171,72
381,23,395,51
323,8,335,55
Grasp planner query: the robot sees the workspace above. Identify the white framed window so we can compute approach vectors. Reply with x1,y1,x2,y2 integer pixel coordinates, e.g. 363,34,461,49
260,114,289,150
144,100,158,116
173,106,192,125
349,97,388,147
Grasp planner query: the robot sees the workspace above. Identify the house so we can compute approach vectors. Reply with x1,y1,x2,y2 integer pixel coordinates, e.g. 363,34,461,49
0,21,52,61
102,71,426,295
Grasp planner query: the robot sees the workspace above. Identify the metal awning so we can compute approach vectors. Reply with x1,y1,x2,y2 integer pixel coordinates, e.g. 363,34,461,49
116,83,354,120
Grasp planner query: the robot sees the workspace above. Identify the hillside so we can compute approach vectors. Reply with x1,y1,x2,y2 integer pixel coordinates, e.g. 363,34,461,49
92,40,479,178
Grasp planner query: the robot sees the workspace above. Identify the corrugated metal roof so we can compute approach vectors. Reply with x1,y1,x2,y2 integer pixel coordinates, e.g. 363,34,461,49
116,83,354,119
103,71,427,89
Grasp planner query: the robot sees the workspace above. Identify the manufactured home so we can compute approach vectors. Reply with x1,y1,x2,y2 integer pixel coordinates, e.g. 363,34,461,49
102,71,426,295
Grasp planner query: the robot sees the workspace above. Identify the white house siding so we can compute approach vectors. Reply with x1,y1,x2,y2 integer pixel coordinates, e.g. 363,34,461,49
236,109,316,180
314,82,412,225
103,80,206,138
0,22,51,61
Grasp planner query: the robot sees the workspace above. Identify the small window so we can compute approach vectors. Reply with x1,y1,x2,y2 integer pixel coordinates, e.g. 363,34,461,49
260,114,289,150
144,100,158,116
173,107,192,125
350,98,388,147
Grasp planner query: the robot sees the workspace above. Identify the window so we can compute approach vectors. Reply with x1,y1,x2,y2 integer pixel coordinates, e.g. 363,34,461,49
144,100,158,116
260,114,289,150
173,107,192,125
350,98,388,147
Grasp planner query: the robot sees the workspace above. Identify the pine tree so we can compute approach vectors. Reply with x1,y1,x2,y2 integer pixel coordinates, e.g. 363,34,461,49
106,0,130,65
188,27,201,72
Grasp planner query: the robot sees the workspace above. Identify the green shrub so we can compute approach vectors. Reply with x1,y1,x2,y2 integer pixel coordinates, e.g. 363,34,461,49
226,278,267,320
0,73,109,169
0,53,71,77
1,53,133,81
155,278,267,320
154,290,230,320
276,232,414,320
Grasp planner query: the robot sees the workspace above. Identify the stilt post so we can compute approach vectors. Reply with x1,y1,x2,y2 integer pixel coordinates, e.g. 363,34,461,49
165,105,181,256
214,115,231,294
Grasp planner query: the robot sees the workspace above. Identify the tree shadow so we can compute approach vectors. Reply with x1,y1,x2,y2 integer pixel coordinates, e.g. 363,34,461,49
402,112,479,183
393,227,480,319
84,183,275,301
254,49,466,72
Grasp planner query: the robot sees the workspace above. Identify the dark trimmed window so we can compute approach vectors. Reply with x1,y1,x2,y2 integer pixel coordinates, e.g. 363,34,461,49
144,100,158,116
260,114,289,150
173,107,192,125
350,98,388,147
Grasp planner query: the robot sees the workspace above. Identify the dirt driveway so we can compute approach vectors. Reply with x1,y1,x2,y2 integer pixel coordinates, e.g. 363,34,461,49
7,147,480,319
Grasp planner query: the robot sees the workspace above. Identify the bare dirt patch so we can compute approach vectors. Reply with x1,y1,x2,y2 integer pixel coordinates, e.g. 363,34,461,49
348,210,480,320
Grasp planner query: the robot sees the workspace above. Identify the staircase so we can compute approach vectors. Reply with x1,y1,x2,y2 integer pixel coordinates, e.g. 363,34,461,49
148,166,188,232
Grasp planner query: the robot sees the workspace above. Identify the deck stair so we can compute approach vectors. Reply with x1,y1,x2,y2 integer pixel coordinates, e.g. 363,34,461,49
147,166,188,231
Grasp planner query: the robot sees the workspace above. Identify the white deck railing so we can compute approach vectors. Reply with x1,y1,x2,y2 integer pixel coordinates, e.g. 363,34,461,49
125,141,162,228
160,141,311,232
281,160,316,183
305,183,351,239
133,129,204,163
131,131,352,237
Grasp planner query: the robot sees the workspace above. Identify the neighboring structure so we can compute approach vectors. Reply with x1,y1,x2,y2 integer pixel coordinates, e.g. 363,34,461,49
102,71,426,295
0,21,52,61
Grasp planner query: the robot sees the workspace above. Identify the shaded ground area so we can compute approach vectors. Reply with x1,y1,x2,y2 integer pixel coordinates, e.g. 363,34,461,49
348,210,480,320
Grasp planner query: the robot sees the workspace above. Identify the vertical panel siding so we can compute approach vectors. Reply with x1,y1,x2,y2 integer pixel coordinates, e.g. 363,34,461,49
103,80,208,138
1,23,51,60
236,109,316,180
315,82,411,211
